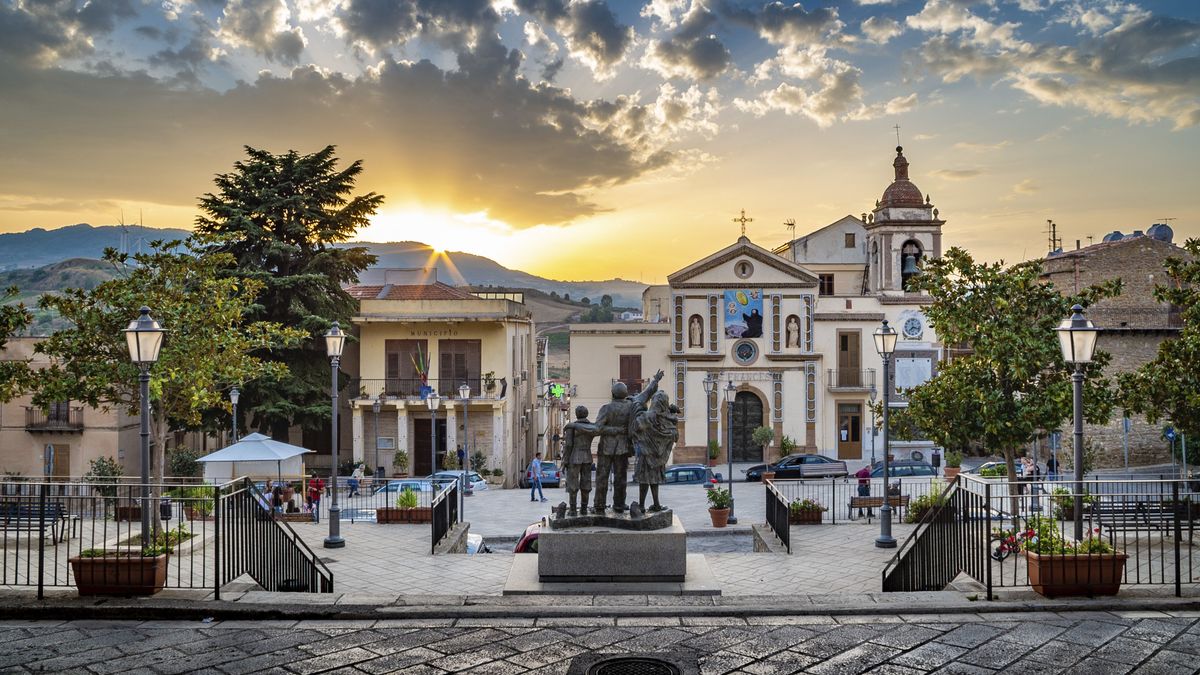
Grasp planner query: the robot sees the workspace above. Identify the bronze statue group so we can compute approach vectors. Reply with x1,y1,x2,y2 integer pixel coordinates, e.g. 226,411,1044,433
559,369,680,517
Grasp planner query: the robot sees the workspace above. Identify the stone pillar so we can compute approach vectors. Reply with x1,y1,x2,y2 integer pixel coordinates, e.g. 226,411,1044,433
396,405,409,472
351,405,364,464
445,408,458,464
493,407,506,480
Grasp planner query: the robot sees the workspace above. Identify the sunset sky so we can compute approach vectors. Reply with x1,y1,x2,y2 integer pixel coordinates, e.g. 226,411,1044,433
1,0,1197,282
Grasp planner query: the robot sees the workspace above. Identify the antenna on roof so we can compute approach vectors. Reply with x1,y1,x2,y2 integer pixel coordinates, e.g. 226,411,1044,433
1045,219,1062,253
1159,217,1177,224
784,218,795,240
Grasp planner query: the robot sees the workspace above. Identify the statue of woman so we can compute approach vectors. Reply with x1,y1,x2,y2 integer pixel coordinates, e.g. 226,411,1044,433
632,391,679,512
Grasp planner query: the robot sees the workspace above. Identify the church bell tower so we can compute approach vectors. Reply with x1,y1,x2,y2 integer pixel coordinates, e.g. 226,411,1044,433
865,146,945,296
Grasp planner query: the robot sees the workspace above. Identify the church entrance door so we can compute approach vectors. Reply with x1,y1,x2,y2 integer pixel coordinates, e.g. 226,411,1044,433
413,418,448,476
731,391,765,463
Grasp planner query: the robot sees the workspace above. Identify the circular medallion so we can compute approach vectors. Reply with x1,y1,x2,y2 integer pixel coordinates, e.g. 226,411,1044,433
732,339,759,365
903,317,922,339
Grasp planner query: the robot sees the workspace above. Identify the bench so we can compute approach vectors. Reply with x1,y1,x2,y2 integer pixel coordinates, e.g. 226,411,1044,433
1092,501,1193,540
849,495,911,521
0,502,70,543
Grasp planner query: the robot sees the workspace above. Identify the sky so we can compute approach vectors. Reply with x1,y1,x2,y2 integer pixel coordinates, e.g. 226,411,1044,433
1,0,1197,282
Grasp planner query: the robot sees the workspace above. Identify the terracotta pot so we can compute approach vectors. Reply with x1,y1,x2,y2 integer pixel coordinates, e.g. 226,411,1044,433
377,507,432,524
70,553,168,596
943,467,961,482
392,472,409,478
185,507,213,521
708,507,730,528
789,510,823,525
1026,551,1128,597
708,457,719,467
762,472,776,483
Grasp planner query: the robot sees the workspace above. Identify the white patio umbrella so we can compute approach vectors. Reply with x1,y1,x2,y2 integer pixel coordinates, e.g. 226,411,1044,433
196,432,314,485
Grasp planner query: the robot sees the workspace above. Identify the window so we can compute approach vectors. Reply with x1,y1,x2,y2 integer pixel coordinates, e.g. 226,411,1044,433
819,274,835,296
438,339,482,396
385,339,429,396
844,232,856,248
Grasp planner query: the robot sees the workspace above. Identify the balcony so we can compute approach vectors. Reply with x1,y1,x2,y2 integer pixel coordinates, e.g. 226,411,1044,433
25,406,84,432
826,369,876,392
612,378,645,395
351,377,499,400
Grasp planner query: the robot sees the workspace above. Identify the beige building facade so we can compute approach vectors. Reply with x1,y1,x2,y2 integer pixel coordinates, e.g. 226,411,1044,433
347,270,537,484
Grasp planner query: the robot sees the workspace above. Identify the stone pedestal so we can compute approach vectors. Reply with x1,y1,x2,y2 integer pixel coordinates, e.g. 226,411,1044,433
538,515,686,583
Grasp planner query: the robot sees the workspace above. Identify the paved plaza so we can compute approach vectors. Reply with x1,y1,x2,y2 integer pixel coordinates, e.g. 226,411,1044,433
5,610,1200,674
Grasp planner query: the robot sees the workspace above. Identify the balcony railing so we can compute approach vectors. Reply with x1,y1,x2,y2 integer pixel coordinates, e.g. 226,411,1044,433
351,378,496,400
24,406,84,432
826,369,876,390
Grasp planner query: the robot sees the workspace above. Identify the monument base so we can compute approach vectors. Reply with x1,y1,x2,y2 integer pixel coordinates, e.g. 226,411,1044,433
503,554,720,596
539,515,686,582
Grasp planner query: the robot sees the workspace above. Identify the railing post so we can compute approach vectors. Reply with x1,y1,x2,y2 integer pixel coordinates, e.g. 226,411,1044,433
1174,481,1182,597
984,480,992,600
213,483,221,601
37,483,46,600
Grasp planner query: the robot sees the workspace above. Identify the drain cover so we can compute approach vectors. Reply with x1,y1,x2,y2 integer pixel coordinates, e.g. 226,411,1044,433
568,653,698,675
589,656,679,675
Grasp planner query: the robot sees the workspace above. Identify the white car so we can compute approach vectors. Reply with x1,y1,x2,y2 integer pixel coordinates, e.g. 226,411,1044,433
429,470,488,492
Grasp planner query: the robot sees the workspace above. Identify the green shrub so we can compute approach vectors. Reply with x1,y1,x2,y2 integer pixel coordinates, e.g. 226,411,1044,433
789,498,827,514
781,435,798,453
166,447,202,478
944,451,963,468
395,487,419,509
905,491,948,523
979,464,1008,478
707,487,732,510
708,439,720,460
751,426,775,447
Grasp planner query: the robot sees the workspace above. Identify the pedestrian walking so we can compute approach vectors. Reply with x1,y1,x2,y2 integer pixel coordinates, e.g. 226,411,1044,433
528,452,548,502
1046,456,1058,482
349,465,363,497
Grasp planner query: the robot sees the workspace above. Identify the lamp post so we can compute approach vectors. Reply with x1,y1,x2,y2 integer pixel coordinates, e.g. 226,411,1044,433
426,393,441,480
1056,304,1099,541
702,375,716,463
230,386,240,443
372,396,382,480
323,322,346,549
724,380,738,525
868,383,878,467
125,306,165,547
459,382,471,518
873,319,898,549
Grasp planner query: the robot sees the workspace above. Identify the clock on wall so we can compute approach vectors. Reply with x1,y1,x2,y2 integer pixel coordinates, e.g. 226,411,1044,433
732,339,759,365
902,316,923,339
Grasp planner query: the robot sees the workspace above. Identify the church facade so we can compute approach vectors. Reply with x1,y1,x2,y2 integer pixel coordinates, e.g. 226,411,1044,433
569,147,945,465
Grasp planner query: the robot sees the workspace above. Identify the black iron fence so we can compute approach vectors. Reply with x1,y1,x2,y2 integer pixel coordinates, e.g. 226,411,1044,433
883,475,1200,597
24,406,84,431
0,478,332,598
765,481,790,553
253,477,451,524
351,377,493,400
431,481,459,554
769,477,946,524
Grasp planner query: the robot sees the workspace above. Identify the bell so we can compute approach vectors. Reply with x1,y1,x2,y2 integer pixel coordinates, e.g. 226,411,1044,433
902,254,920,276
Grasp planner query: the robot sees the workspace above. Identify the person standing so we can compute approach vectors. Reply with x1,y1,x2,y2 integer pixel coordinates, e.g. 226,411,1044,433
1046,456,1059,482
349,464,363,498
855,464,873,518
562,406,602,516
593,369,664,513
529,452,548,502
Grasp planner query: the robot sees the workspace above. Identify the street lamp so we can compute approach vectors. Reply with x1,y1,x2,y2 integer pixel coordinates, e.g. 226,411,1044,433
873,319,898,549
868,383,877,467
724,379,738,525
426,392,441,482
1056,304,1099,541
459,382,471,518
229,387,240,443
372,396,382,481
323,322,346,549
125,307,164,547
702,375,716,457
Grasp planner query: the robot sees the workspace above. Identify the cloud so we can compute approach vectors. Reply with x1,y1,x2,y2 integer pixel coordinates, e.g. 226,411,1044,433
1012,178,1038,194
641,0,690,29
516,0,634,78
735,65,865,127
953,140,1011,151
861,16,903,44
906,0,1024,49
931,168,983,180
0,0,133,66
219,0,308,64
336,0,501,53
642,2,732,81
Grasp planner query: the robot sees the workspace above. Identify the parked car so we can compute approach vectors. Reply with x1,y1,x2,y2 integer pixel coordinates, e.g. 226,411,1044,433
514,520,543,553
428,471,489,492
519,461,562,489
373,479,435,495
870,460,937,477
466,533,490,554
630,464,722,486
744,454,849,481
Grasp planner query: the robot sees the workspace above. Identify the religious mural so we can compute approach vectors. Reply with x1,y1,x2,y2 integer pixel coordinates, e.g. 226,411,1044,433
723,289,763,338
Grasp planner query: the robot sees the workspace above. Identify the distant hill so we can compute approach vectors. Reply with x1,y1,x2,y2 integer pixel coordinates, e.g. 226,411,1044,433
0,258,120,334
0,224,649,308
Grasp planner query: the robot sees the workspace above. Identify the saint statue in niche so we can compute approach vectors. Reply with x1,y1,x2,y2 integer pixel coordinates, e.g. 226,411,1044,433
689,315,703,347
786,315,800,348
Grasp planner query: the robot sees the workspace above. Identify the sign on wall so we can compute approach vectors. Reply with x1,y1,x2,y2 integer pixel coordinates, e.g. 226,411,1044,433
723,289,764,338
894,357,933,390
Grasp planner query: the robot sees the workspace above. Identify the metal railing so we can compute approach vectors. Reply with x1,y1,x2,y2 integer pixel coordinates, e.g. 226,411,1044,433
826,369,876,390
765,481,790,553
769,477,946,524
882,475,1199,597
271,477,441,524
23,406,84,431
352,377,493,400
0,478,332,598
431,481,459,554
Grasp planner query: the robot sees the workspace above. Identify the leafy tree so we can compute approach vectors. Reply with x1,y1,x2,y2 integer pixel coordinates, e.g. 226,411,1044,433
193,145,382,438
0,286,33,401
600,294,613,308
35,241,304,490
1120,238,1200,441
167,447,202,478
581,297,590,305
892,248,1120,506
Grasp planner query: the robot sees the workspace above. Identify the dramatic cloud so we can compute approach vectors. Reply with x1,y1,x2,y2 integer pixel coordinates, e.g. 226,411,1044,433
0,0,133,65
516,0,634,77
735,65,865,127
220,0,307,64
336,0,501,53
642,2,732,81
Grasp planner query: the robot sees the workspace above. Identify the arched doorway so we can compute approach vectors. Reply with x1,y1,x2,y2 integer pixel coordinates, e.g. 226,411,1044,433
731,391,765,462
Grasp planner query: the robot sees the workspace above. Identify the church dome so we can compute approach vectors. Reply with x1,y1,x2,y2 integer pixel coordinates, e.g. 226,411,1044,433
880,146,925,208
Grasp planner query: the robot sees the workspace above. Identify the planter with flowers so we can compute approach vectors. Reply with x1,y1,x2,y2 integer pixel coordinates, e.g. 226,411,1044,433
1024,516,1126,597
943,451,963,481
707,487,732,528
788,499,826,525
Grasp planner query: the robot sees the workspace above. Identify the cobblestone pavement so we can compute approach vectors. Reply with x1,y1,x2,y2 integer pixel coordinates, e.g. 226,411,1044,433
4,610,1200,674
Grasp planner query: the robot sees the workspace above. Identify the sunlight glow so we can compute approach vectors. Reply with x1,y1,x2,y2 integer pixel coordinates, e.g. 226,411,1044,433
359,208,518,261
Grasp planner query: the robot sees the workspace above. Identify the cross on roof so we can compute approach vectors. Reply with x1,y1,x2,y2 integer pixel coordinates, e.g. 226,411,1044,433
732,209,753,237
893,124,901,145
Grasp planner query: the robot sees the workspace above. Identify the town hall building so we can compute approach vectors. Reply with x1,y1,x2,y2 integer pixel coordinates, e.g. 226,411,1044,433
570,147,945,465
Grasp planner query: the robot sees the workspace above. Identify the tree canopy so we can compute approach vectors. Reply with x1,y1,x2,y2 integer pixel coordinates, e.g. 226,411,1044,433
893,247,1121,481
193,145,382,437
0,286,33,401
1119,238,1200,440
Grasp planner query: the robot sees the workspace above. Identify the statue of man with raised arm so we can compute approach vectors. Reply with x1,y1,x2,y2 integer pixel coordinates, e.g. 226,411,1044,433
593,369,664,513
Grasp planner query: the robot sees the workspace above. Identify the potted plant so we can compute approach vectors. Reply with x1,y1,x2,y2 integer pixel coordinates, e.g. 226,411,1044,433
707,440,720,467
392,450,409,478
483,371,497,395
173,485,215,520
752,426,776,480
943,451,963,481
70,545,170,596
904,489,947,523
707,487,732,527
377,486,431,524
788,498,826,524
1051,487,1097,521
1024,516,1127,597
489,467,504,486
